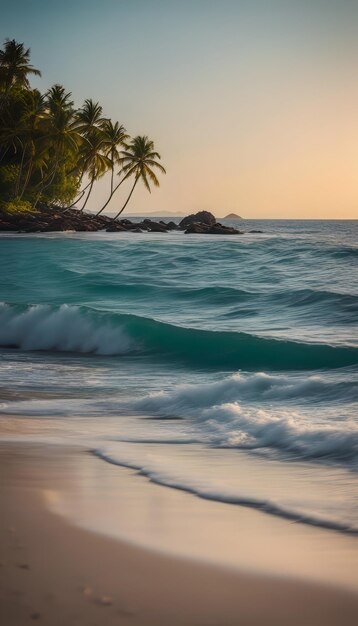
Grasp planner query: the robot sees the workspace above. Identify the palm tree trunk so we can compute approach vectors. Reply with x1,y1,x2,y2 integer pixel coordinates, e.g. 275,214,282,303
62,177,93,211
96,176,125,216
19,154,37,199
62,181,91,213
0,144,11,164
32,154,61,205
14,143,27,197
110,161,114,195
112,176,139,221
80,175,95,212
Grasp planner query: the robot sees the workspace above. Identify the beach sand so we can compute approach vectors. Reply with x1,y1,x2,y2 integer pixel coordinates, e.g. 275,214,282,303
0,442,357,626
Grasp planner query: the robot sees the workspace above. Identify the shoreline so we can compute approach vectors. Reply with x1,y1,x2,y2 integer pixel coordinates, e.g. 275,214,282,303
1,442,357,625
0,207,243,235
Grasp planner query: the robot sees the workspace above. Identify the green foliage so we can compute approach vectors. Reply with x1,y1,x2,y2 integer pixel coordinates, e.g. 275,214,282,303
0,163,20,189
0,198,34,215
0,38,165,217
0,39,41,92
40,166,80,207
112,136,166,219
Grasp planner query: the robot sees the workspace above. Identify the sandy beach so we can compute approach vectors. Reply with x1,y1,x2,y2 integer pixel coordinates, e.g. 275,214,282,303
1,441,357,626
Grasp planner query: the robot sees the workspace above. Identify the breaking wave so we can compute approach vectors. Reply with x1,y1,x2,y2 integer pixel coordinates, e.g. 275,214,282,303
134,373,358,466
0,302,357,370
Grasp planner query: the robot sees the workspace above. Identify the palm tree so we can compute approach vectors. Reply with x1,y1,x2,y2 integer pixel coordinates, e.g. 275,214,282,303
75,99,105,137
0,88,26,163
0,39,167,217
70,99,107,208
45,87,80,166
96,120,128,215
15,89,48,198
46,84,74,115
59,94,106,212
0,39,41,94
33,90,82,205
111,136,166,220
79,129,111,211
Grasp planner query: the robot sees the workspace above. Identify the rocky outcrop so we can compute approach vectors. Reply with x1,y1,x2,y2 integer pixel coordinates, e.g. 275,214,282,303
166,221,179,230
141,219,168,232
184,222,211,234
0,206,245,235
179,211,216,230
209,223,242,235
0,205,114,233
184,222,242,235
179,211,241,234
106,222,127,232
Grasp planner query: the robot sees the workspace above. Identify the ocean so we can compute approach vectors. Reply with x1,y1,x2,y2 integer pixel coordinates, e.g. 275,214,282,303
0,219,357,534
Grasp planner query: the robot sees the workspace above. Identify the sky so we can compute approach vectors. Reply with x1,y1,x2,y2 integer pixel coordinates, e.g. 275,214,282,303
1,0,357,218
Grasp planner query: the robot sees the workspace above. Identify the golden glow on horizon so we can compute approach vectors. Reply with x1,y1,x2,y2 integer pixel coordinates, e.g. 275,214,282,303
91,71,358,219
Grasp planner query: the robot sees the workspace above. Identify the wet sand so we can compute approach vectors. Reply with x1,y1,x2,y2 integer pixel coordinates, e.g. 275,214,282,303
0,442,357,626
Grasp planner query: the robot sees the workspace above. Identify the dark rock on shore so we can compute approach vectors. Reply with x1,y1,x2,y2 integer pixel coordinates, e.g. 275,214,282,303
179,211,242,234
0,204,113,233
0,206,244,235
107,218,169,233
185,221,242,235
210,223,243,235
179,211,216,230
184,222,211,234
166,221,179,230
106,222,127,232
146,221,168,232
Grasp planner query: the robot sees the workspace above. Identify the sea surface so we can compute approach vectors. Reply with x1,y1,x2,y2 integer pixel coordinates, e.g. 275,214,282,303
0,219,357,534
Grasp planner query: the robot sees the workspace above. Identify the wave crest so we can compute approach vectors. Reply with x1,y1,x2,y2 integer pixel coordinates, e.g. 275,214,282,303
0,302,133,355
0,302,357,370
135,373,358,465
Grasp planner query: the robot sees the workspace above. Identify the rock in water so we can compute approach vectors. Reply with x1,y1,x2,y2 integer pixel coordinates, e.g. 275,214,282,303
179,211,216,229
209,223,242,235
184,222,210,234
166,221,179,230
146,221,168,232
185,222,242,235
106,222,126,232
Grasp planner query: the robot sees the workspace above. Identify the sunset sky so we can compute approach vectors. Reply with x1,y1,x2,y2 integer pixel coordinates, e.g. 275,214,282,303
2,0,357,218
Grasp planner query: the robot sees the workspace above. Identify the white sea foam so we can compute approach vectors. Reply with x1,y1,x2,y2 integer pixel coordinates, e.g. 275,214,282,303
0,303,133,355
93,443,358,534
136,372,341,408
134,374,358,464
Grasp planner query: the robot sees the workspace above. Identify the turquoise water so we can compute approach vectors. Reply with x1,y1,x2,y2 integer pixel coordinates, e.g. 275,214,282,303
0,219,357,532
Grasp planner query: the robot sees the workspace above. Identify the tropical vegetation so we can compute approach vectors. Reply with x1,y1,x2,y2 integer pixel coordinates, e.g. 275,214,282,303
0,39,166,219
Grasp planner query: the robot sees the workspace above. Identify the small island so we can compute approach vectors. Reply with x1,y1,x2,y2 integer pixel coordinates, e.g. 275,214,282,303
223,213,242,219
